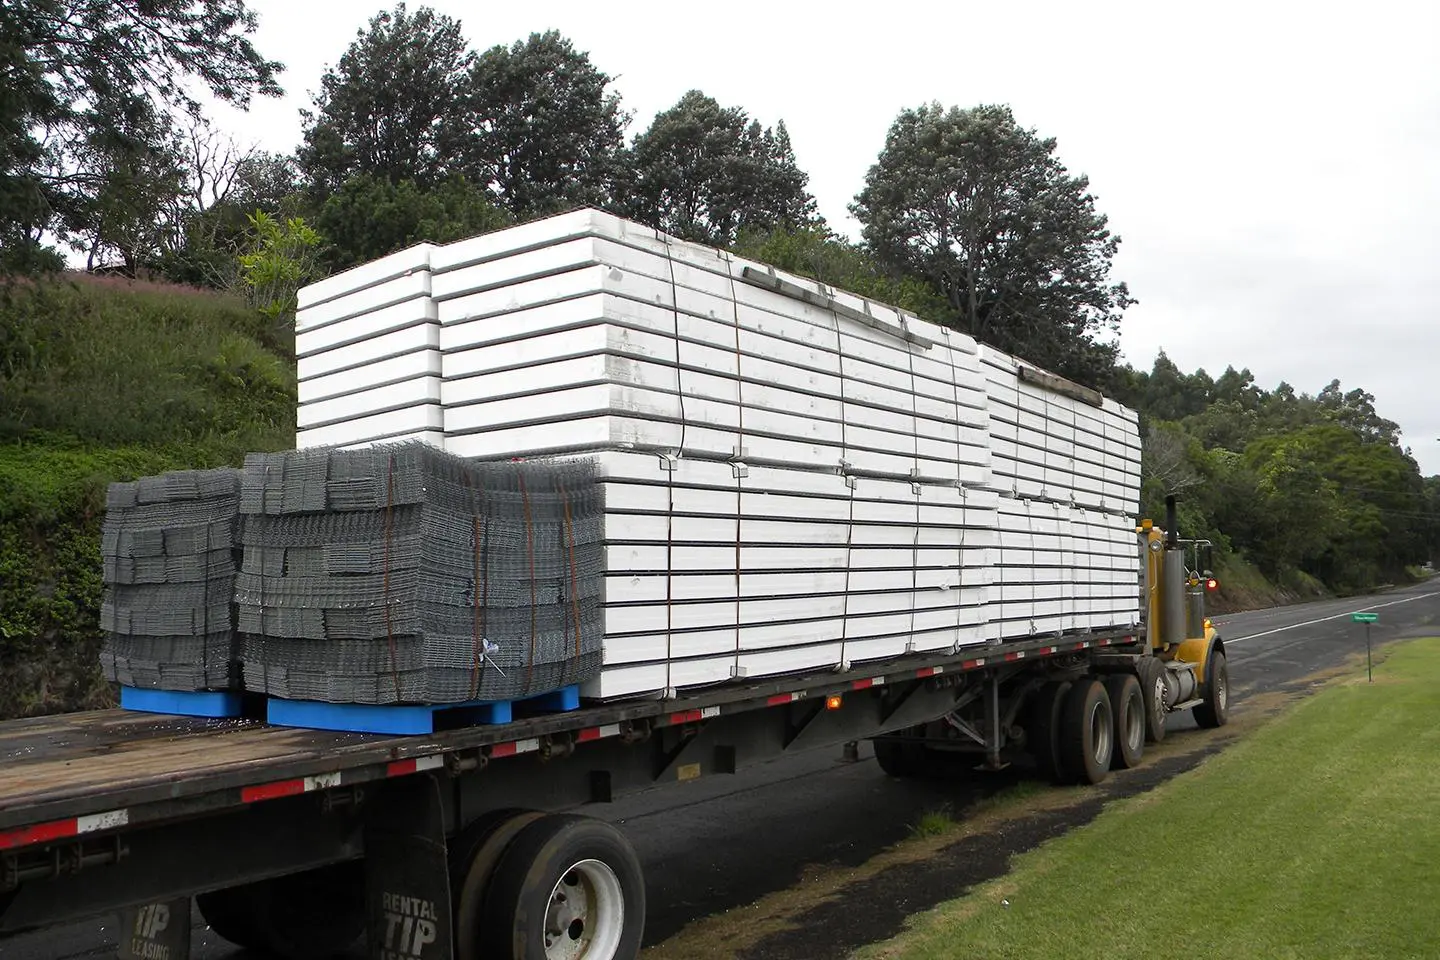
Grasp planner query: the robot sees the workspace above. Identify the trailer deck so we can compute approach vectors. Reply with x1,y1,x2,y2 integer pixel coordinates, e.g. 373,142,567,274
0,630,1139,844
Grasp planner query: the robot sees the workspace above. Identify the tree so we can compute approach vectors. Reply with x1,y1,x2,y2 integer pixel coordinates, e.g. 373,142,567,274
852,103,1132,386
462,31,628,218
625,91,819,246
157,148,304,289
238,211,323,350
314,174,510,270
1315,380,1401,446
1142,422,1203,497
298,3,473,193
732,225,953,323
0,0,282,273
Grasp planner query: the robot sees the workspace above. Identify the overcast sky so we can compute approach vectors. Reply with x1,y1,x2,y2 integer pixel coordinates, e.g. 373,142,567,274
212,0,1440,471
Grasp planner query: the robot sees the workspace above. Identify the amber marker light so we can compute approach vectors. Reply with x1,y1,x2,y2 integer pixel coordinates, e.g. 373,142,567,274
826,694,843,710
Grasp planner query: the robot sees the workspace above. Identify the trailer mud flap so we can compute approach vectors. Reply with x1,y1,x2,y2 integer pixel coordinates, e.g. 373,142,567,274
365,775,454,960
117,897,190,960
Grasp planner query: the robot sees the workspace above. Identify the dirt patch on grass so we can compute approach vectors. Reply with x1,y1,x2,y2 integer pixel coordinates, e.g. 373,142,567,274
640,654,1366,960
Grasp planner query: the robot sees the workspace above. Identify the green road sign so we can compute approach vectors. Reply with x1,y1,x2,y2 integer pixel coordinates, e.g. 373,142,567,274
1352,612,1379,623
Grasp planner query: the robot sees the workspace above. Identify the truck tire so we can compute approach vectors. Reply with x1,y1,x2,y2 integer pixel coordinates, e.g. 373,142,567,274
1193,650,1230,729
195,861,365,959
1137,656,1168,744
873,733,928,778
480,813,646,960
1058,678,1114,786
454,809,548,960
1027,680,1072,784
1104,673,1145,770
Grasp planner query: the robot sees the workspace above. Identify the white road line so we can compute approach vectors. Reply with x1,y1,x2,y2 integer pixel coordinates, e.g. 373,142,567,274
1224,592,1440,644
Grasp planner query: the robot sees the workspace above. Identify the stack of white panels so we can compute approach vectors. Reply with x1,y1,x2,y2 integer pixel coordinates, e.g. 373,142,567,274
295,245,443,450
980,348,1142,514
992,498,1141,637
430,211,991,487
553,451,998,698
287,208,1147,702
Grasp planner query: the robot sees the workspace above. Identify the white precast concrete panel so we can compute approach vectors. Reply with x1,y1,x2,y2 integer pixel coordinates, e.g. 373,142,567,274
297,242,434,312
296,273,433,333
296,296,438,357
298,323,440,380
299,350,443,405
295,405,444,449
297,376,442,430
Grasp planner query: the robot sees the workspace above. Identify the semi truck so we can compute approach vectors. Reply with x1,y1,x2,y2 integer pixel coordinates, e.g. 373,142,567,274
0,490,1227,960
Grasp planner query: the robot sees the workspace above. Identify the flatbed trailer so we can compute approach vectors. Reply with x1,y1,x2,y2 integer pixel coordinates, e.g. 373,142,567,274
0,623,1197,960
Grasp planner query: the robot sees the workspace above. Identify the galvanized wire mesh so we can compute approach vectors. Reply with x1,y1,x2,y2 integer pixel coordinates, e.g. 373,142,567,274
98,468,242,692
236,441,605,704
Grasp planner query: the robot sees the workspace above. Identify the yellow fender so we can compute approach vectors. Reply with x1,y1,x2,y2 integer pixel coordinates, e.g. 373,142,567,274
1172,621,1223,691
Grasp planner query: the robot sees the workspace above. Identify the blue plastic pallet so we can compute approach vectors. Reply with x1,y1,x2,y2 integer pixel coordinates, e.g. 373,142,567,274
264,684,582,735
119,686,244,719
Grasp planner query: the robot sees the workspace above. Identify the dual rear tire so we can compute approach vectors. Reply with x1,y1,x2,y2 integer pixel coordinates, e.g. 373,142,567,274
1029,671,1148,786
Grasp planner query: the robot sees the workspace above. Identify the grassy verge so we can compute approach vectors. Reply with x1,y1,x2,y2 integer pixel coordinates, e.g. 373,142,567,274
0,275,295,718
859,638,1440,960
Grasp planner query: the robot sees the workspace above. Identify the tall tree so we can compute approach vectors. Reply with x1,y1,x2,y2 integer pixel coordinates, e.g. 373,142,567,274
0,0,282,273
463,31,628,218
314,173,510,270
852,103,1132,386
626,90,819,246
298,3,473,193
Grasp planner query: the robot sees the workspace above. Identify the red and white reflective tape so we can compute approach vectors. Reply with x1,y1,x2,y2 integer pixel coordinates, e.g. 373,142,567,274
386,754,445,778
489,738,541,759
1038,646,1058,656
577,723,624,743
916,665,945,678
1004,651,1025,662
241,771,343,804
667,705,720,725
0,809,130,851
851,675,886,690
765,690,808,706
962,658,986,670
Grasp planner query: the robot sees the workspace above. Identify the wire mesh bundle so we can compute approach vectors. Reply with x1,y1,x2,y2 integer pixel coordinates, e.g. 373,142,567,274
237,441,605,705
98,468,243,691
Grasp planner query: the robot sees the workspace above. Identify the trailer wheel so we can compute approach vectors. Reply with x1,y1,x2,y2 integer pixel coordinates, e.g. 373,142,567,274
1058,678,1113,786
873,733,928,778
1026,680,1072,784
1194,650,1230,729
480,814,645,960
1104,673,1145,769
1137,657,1168,744
195,861,365,959
454,809,548,960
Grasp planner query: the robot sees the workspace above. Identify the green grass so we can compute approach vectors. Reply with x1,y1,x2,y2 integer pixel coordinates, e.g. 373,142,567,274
0,275,296,718
861,639,1440,960
910,807,956,840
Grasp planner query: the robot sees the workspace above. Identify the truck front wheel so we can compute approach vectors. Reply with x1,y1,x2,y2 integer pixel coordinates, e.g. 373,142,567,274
479,814,645,960
195,861,365,959
1194,650,1230,729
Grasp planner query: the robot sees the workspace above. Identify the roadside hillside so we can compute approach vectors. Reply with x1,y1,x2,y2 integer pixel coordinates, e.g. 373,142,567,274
0,274,295,718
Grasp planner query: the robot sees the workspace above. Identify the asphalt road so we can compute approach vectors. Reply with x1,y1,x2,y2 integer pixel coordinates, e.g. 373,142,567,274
7,582,1438,959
